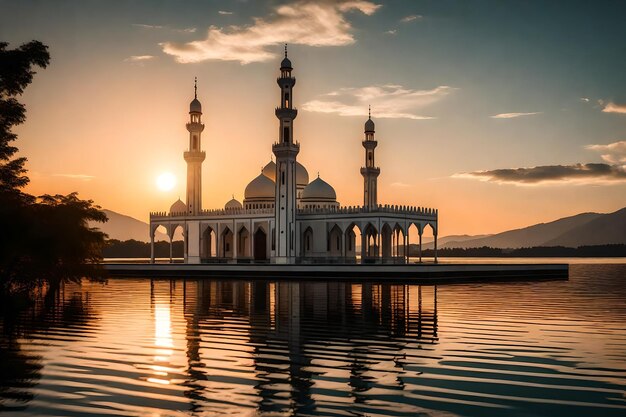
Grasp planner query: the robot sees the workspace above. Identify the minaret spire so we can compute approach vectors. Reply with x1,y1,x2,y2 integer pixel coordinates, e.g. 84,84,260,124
360,112,380,209
185,79,206,216
273,45,299,263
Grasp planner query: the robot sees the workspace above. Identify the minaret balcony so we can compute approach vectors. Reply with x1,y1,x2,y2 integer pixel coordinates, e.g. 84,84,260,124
360,166,380,176
272,141,300,158
275,107,298,119
184,150,206,162
276,77,296,87
186,122,205,132
362,140,378,149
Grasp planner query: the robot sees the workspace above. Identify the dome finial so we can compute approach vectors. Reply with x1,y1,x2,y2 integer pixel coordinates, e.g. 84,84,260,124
285,43,288,58
368,105,371,119
194,77,197,99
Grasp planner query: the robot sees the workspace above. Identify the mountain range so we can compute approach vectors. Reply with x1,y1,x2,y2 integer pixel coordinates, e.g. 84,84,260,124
93,207,626,248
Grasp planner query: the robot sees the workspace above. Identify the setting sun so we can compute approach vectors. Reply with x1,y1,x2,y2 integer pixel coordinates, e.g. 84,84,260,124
156,172,176,191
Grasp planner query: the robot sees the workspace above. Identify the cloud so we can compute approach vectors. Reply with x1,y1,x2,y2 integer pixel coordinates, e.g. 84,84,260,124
302,84,454,120
161,0,381,64
52,174,95,181
385,29,397,35
124,55,156,62
602,102,626,114
133,23,164,29
133,23,196,33
490,112,541,119
218,10,233,15
390,182,411,187
454,163,626,185
580,97,590,102
400,14,422,23
586,140,626,164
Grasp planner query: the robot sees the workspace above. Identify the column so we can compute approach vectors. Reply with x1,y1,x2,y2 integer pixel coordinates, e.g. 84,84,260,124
434,233,438,264
418,230,422,263
150,228,155,264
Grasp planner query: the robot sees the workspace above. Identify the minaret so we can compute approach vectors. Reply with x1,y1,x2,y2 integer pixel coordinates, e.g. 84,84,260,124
272,45,299,263
360,107,380,209
184,77,206,215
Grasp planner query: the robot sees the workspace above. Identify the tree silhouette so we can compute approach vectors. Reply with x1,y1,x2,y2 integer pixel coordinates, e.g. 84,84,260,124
0,41,107,294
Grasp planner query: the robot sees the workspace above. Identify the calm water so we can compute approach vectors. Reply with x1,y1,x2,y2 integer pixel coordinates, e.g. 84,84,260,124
1,264,625,416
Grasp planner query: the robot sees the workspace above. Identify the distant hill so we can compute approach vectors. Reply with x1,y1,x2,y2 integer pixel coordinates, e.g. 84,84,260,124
545,207,626,247
422,234,491,250
89,210,169,242
440,209,624,249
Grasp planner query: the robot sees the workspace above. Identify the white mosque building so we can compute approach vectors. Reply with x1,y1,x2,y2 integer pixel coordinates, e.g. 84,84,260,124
149,48,438,264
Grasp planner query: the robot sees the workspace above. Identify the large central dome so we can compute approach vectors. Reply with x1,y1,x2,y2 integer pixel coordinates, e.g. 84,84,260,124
262,160,309,187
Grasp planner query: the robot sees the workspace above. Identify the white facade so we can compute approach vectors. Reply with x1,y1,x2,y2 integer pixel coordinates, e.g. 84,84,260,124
149,49,439,264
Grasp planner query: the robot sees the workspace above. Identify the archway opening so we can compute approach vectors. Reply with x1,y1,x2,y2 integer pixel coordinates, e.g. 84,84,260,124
407,223,420,263
201,226,217,259
221,227,233,258
238,226,250,258
362,223,378,263
303,227,314,258
344,223,361,263
328,225,342,258
254,228,268,261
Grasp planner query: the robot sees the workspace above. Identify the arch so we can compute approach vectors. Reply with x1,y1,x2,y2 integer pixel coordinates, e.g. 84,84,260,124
201,226,217,259
328,224,343,257
254,228,268,261
392,223,406,262
238,226,250,258
303,227,314,257
423,222,437,263
344,223,361,262
381,223,393,261
220,226,233,258
362,223,378,262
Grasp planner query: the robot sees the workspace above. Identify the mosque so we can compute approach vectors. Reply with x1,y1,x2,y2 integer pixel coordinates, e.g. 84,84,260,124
149,48,439,264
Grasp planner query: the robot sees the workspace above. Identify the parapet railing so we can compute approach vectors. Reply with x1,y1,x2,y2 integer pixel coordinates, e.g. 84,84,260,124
297,204,438,217
150,207,275,218
150,205,437,219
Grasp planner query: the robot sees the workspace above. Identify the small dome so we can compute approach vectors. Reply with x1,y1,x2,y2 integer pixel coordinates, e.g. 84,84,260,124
170,198,187,214
301,177,336,202
280,57,292,70
262,160,276,181
225,197,242,211
244,173,275,200
190,97,202,113
365,117,375,132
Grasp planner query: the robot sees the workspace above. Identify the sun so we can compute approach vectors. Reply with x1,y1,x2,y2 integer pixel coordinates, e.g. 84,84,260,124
156,172,176,191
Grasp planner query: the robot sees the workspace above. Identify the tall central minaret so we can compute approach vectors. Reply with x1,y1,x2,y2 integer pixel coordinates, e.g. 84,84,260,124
273,45,299,263
360,107,380,209
184,78,206,215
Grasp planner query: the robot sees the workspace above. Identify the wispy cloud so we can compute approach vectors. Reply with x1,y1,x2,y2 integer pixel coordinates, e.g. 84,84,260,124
454,163,626,185
490,112,542,119
580,97,590,102
602,101,626,114
400,14,422,23
133,23,164,30
303,84,454,120
385,29,397,35
161,0,381,64
124,55,156,62
390,182,411,187
218,10,233,15
133,23,196,33
52,174,95,181
586,140,626,164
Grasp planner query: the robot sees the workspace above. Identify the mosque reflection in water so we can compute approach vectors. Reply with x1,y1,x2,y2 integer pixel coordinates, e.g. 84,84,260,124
162,279,438,414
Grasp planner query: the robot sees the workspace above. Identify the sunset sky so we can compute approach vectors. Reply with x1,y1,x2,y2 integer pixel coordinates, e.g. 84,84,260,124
2,0,625,236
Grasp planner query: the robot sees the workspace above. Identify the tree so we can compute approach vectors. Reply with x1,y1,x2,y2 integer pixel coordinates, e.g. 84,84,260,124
0,41,108,294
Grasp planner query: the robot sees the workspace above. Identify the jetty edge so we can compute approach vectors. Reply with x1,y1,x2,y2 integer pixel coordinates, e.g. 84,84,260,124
103,262,568,282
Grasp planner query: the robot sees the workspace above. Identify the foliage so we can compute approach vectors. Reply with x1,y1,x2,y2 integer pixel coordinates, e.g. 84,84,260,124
415,244,626,258
0,41,108,294
103,239,184,258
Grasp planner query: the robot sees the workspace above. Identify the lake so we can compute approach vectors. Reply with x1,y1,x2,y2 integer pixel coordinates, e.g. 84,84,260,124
1,262,625,416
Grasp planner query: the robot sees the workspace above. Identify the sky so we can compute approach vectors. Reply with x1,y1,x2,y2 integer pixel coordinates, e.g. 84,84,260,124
2,0,625,236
